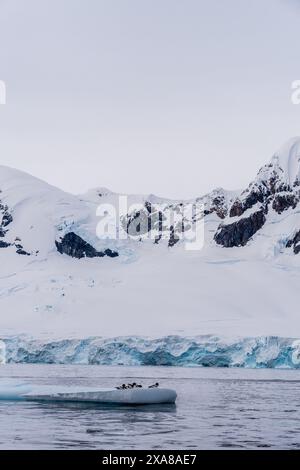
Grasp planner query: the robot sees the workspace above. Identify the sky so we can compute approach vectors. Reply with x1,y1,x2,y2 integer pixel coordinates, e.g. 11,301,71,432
0,0,300,199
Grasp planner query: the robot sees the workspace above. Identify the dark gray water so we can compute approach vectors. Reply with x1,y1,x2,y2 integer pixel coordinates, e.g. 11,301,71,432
1,365,300,449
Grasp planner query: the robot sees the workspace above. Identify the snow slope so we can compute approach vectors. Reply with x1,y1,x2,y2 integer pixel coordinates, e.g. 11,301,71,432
1,138,300,365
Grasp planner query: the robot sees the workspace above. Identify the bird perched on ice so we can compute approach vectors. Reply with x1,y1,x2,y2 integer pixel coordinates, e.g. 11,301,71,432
148,383,159,388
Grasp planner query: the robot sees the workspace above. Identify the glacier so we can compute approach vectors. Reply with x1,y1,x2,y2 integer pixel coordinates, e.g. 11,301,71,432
2,335,300,369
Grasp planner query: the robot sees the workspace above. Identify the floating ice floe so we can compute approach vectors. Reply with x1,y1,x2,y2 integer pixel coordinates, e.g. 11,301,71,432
24,387,177,405
0,383,176,405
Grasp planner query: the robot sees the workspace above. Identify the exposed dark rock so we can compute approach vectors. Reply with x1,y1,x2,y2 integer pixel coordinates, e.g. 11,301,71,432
125,209,151,237
211,196,227,219
55,232,119,259
0,200,13,243
124,204,168,241
272,194,298,214
267,174,291,194
294,245,300,255
202,193,228,219
168,225,180,247
229,190,266,217
294,178,300,187
56,233,101,258
0,240,10,248
286,230,300,254
229,200,244,218
214,210,266,247
13,242,30,255
103,248,119,258
144,201,152,214
154,234,162,244
0,227,7,238
293,245,300,254
224,156,300,244
244,189,267,207
228,165,294,218
2,213,13,227
16,248,30,256
0,200,30,254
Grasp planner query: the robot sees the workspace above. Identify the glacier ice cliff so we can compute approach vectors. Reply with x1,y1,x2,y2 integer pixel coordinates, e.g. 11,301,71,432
2,335,300,368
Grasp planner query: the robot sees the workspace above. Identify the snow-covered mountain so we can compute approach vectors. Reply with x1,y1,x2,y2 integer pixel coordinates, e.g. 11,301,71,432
0,166,118,258
215,137,300,251
2,137,300,365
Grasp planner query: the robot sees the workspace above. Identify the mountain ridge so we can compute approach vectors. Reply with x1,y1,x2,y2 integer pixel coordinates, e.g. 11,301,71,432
1,138,300,341
2,137,300,258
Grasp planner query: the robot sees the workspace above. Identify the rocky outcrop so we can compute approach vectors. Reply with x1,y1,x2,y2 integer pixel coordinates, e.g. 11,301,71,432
210,195,228,219
216,141,300,248
214,210,266,247
0,201,13,238
55,232,119,259
0,199,32,255
203,195,228,219
0,240,10,248
1,212,13,227
168,225,180,247
125,205,153,238
124,202,180,245
228,153,300,220
15,243,30,256
272,194,298,214
0,200,15,251
286,231,300,254
200,188,234,220
229,190,266,218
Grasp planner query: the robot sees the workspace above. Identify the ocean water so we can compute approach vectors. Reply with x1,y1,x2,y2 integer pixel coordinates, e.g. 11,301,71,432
0,364,300,450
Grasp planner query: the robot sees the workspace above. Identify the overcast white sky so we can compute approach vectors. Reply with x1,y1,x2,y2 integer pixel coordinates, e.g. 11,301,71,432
0,0,300,198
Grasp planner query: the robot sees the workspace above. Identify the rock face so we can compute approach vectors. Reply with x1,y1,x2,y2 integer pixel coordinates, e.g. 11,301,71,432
214,210,266,247
122,190,234,248
55,232,119,259
123,201,183,247
15,243,30,256
0,240,10,248
168,225,180,247
200,188,235,219
272,194,297,214
0,201,13,237
286,231,300,254
2,212,13,227
0,197,32,255
215,138,300,248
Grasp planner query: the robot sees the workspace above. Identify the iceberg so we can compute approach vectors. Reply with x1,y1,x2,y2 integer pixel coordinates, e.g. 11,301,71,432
0,381,32,400
24,387,177,405
0,381,176,405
